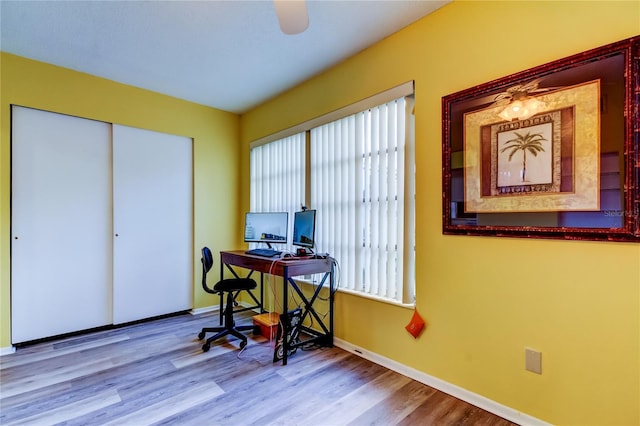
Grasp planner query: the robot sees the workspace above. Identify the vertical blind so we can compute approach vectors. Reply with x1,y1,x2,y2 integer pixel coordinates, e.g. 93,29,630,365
310,97,415,304
250,132,306,251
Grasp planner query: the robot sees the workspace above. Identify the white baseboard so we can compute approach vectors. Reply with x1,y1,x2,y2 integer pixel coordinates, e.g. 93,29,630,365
190,305,219,315
1,346,16,356
333,338,550,426
191,302,260,317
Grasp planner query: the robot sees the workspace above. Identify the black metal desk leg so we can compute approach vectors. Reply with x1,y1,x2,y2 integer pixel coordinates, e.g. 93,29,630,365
219,258,224,325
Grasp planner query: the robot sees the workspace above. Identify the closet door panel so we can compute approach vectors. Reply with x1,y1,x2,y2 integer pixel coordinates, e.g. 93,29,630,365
11,106,113,343
112,125,192,324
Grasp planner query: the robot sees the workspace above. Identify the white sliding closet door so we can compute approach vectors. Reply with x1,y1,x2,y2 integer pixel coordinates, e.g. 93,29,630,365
112,125,192,324
11,106,113,343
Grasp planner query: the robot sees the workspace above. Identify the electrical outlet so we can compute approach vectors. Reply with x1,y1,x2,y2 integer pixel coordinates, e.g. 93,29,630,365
525,348,542,374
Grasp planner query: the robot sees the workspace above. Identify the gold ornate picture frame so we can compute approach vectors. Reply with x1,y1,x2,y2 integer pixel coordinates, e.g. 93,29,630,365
442,37,639,241
464,80,600,213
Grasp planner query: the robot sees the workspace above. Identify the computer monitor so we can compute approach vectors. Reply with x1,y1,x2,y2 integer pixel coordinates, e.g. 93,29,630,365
244,212,288,248
292,209,316,250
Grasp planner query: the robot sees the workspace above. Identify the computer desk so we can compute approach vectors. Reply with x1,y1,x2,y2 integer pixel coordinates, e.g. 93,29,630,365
220,250,335,365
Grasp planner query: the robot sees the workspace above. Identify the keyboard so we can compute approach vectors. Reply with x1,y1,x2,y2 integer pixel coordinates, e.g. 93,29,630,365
245,248,282,258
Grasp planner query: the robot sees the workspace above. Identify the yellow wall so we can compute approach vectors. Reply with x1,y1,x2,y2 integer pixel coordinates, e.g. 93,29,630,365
0,53,240,348
240,1,640,425
2,1,639,424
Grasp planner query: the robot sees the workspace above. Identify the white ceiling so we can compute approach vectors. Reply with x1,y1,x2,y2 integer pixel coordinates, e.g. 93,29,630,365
0,0,449,114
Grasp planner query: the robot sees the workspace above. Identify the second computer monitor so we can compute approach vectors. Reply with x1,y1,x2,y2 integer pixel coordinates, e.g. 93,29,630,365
292,209,316,249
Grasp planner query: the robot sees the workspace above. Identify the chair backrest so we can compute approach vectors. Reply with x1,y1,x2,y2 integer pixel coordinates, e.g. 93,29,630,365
201,247,213,286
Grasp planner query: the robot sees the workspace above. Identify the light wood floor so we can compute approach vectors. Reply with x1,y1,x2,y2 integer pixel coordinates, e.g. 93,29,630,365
1,311,517,425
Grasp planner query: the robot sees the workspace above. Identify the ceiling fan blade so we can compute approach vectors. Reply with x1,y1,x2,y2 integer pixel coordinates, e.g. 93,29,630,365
274,0,309,35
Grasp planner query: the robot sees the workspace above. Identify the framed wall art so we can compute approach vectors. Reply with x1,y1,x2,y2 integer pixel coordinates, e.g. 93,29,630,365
442,36,639,241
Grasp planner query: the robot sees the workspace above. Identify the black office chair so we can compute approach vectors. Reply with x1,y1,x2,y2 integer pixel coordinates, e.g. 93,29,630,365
197,246,258,352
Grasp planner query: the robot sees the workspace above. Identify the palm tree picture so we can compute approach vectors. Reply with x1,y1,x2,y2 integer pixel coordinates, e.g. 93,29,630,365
499,130,547,182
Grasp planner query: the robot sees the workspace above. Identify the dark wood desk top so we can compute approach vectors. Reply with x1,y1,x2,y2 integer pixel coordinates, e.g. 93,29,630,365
220,250,332,277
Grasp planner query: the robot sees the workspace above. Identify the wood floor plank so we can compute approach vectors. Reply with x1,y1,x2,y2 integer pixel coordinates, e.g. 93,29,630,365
348,379,439,425
151,354,290,425
0,311,518,426
243,352,390,425
2,390,121,426
0,381,72,415
303,369,412,425
0,335,129,370
398,390,466,425
0,357,116,399
102,381,224,426
2,333,189,400
275,345,352,382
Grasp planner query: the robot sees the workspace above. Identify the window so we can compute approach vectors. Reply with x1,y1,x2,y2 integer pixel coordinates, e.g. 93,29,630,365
311,97,415,304
250,132,306,252
249,84,415,305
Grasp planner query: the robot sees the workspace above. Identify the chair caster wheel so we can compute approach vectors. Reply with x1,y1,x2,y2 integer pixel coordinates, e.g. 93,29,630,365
202,343,210,352
240,340,247,349
198,331,205,340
